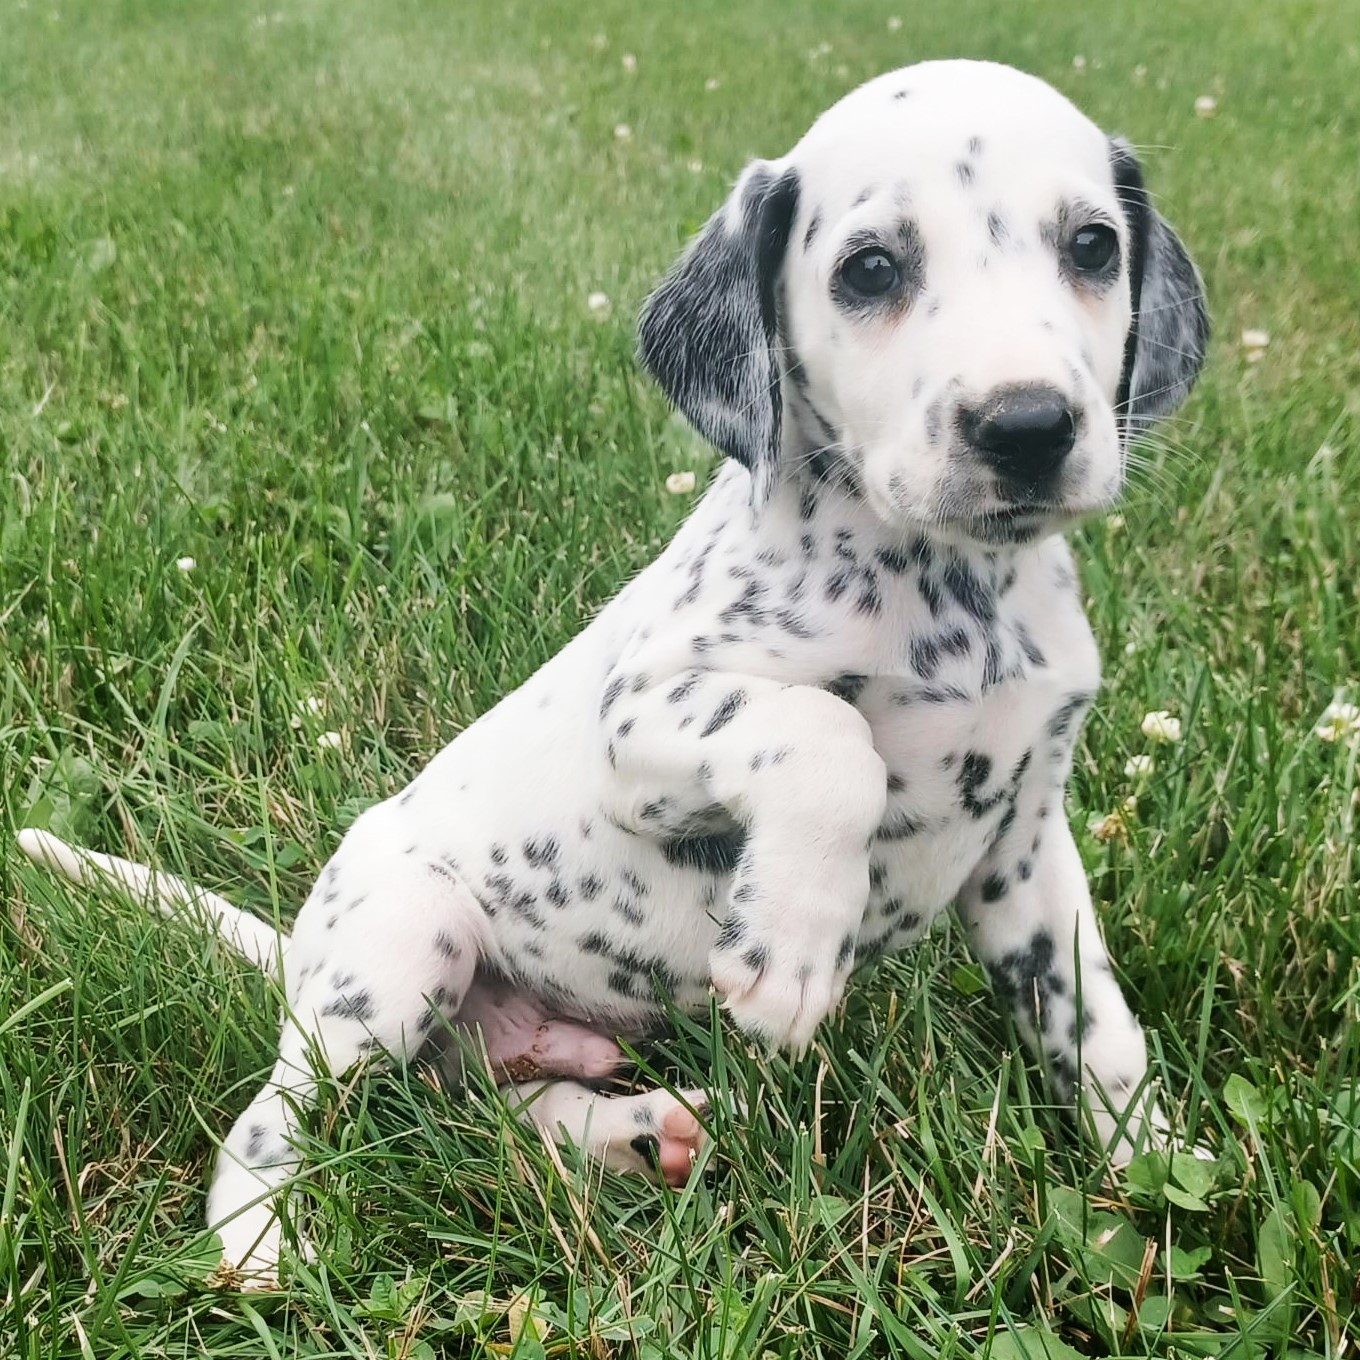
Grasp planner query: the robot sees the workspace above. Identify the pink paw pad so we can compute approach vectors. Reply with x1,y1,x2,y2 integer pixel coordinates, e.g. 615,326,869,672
630,1097,710,1187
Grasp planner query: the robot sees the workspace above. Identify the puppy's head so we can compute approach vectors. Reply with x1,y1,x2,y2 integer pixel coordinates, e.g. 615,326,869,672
639,60,1209,544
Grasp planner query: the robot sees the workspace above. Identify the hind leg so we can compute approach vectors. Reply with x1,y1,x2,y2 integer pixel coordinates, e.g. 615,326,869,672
210,826,487,1283
510,1081,710,1188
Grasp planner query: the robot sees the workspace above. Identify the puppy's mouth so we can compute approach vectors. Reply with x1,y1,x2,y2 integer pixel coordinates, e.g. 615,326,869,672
949,491,1119,544
953,506,1055,544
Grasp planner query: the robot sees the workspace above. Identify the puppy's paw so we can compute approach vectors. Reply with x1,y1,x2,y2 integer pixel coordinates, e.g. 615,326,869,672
212,1210,286,1291
710,931,851,1053
606,1089,711,1188
1096,1096,1213,1166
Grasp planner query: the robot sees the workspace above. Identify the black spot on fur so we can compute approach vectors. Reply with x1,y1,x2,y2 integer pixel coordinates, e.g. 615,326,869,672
600,674,626,719
989,930,1064,1033
715,914,747,951
1047,691,1094,739
701,689,748,737
835,932,855,969
523,836,561,870
322,990,374,1023
980,873,1009,903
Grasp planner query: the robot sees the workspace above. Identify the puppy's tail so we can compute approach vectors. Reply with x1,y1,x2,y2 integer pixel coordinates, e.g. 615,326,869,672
16,828,289,976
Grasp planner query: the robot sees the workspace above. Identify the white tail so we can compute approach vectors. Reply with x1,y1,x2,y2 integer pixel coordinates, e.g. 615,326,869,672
16,829,289,976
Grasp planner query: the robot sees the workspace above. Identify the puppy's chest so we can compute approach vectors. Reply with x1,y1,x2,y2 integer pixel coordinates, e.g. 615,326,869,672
848,594,1098,898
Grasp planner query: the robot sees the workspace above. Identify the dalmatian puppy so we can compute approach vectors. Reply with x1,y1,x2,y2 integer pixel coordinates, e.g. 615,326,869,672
19,58,1208,1283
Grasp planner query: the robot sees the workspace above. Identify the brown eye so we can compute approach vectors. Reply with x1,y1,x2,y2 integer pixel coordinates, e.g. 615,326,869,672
840,247,901,297
1070,224,1118,273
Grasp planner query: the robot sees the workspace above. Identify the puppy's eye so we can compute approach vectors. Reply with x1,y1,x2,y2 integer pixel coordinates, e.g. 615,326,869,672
1069,223,1119,273
839,247,901,297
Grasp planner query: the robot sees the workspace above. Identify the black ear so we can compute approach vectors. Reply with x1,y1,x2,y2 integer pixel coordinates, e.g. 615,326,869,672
1108,139,1210,431
638,161,801,508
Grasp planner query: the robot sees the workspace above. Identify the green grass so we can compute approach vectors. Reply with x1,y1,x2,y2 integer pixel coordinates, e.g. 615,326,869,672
2,0,1358,1353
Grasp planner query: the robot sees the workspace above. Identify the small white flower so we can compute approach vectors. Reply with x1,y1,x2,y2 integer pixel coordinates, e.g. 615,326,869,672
1314,700,1360,745
1194,94,1217,117
1133,64,1148,83
1072,54,1087,70
1240,328,1270,365
704,77,720,92
1141,710,1183,744
886,15,902,30
176,556,196,572
587,291,611,314
666,470,697,495
316,731,343,751
1125,753,1155,781
621,52,637,73
1106,512,1125,532
687,159,704,173
613,123,632,141
1124,640,1138,656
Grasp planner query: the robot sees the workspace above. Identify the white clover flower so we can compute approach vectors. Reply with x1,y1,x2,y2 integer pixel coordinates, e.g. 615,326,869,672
1314,700,1360,745
316,731,343,751
1072,54,1087,70
176,556,196,573
621,53,637,73
666,470,697,495
687,159,704,173
886,15,902,30
1124,753,1155,781
1194,95,1217,117
613,123,632,141
1141,710,1183,743
704,77,720,92
586,291,611,315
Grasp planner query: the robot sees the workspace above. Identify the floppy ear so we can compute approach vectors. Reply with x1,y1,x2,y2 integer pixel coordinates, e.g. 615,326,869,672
1108,139,1210,430
638,161,801,508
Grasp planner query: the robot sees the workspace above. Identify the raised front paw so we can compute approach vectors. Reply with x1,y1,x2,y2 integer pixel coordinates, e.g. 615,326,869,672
710,921,856,1052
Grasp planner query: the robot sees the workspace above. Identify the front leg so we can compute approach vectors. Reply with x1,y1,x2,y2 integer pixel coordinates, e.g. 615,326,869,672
605,669,887,1050
957,815,1154,1158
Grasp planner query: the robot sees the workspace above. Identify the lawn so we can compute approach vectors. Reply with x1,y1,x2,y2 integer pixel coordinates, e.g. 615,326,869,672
2,0,1358,1354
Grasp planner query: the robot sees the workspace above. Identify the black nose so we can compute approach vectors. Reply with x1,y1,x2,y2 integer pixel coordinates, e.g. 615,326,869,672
961,384,1077,484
